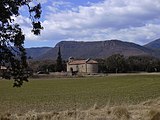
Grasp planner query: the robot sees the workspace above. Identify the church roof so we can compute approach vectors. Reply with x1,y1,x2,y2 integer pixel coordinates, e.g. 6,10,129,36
68,59,98,65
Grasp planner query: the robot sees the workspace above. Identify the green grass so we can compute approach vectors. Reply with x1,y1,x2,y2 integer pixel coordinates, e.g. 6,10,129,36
0,74,160,114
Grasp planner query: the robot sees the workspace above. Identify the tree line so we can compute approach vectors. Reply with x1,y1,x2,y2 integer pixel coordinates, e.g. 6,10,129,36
28,60,66,74
27,54,160,74
97,54,160,73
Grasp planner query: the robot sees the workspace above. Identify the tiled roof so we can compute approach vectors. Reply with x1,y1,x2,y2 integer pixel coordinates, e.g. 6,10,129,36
68,59,98,65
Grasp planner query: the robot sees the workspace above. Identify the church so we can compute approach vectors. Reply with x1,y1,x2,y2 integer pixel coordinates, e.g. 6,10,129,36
67,57,98,73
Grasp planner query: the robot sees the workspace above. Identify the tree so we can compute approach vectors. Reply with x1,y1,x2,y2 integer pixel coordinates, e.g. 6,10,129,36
95,58,108,73
126,56,160,72
106,54,126,73
56,47,63,72
0,0,43,87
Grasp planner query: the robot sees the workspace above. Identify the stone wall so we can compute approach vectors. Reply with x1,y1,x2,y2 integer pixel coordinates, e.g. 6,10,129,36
67,63,98,73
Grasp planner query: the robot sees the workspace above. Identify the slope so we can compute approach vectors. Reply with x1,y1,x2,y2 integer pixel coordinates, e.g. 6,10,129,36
38,40,158,60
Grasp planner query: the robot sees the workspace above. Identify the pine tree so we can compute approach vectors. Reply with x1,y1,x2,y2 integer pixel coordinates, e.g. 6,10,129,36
56,47,63,72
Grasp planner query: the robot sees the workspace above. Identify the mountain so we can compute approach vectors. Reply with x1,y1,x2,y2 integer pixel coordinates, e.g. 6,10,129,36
144,38,160,50
36,40,159,60
26,47,52,59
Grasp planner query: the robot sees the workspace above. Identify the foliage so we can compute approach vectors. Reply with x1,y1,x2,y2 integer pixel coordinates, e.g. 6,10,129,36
96,58,107,73
106,54,126,73
56,47,63,72
98,54,160,73
126,56,160,72
28,59,66,73
28,60,55,72
0,0,43,87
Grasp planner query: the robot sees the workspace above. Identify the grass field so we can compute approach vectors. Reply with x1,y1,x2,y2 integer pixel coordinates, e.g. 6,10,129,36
0,74,160,115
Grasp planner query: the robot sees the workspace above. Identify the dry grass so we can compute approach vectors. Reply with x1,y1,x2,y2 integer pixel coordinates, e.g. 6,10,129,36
1,97,160,120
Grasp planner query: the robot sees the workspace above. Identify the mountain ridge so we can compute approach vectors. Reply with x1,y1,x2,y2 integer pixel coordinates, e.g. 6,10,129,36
26,47,52,59
25,39,160,60
144,38,160,50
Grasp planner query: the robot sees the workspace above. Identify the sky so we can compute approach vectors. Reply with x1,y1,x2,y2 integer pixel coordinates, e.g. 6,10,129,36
15,0,160,48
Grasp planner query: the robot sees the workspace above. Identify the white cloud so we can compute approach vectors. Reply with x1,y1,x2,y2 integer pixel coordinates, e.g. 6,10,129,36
103,24,160,45
37,0,48,4
46,1,74,13
18,0,160,46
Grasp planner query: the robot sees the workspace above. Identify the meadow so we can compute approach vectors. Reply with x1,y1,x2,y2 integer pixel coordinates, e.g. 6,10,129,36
0,74,160,116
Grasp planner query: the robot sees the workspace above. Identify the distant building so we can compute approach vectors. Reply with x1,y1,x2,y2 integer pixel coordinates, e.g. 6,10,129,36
67,57,98,73
0,66,7,76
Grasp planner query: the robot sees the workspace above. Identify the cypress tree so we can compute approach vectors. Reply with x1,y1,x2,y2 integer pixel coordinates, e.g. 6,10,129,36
56,47,63,72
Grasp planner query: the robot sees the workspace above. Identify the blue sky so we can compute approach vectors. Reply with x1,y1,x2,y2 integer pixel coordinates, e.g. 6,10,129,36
16,0,160,48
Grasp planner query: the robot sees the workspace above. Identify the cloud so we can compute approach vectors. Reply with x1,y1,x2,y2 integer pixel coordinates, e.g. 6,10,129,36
18,0,160,47
46,1,74,13
103,24,160,44
37,0,48,4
